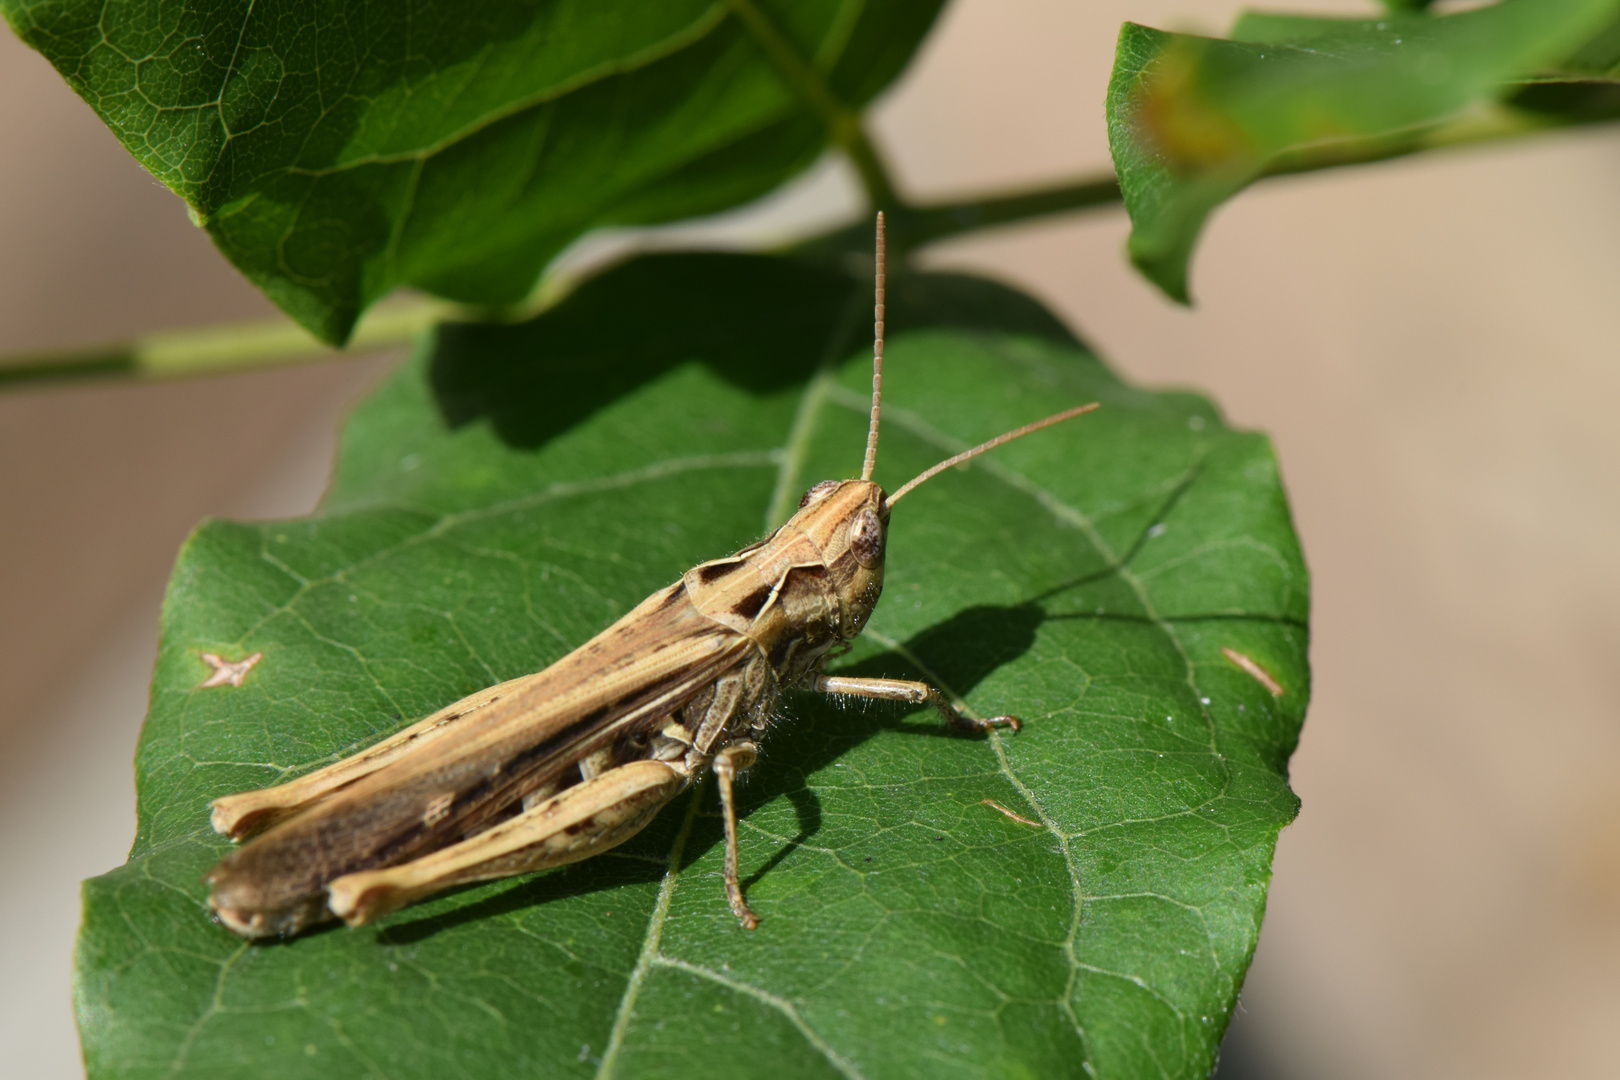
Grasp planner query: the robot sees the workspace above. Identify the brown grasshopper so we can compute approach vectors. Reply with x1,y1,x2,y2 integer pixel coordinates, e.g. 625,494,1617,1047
205,216,1097,938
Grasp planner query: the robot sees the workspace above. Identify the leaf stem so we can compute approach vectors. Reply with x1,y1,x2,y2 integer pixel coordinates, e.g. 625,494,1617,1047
0,169,1120,390
725,0,902,211
791,173,1123,261
901,174,1125,244
0,299,451,388
6,95,1609,392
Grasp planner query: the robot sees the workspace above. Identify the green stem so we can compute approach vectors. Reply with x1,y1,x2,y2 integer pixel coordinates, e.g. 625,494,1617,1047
725,0,902,211
7,94,1607,391
792,173,1123,261
902,175,1124,244
0,299,449,388
836,115,903,213
0,170,1122,390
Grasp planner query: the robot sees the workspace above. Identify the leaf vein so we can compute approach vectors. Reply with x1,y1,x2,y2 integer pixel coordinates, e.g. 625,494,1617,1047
269,5,733,175
653,955,868,1079
164,941,248,1077
861,628,1094,1068
596,787,703,1078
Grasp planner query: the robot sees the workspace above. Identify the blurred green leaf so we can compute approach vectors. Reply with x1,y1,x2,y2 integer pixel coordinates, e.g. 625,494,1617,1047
1107,0,1620,303
1538,13,1620,77
76,254,1308,1079
1,0,941,344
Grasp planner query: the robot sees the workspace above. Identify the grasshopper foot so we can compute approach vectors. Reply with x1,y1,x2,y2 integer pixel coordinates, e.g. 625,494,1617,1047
950,711,1021,735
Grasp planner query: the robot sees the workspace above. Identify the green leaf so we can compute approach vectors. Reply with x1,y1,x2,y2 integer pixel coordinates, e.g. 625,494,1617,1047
76,254,1308,1080
0,0,941,345
1106,0,1620,303
1537,13,1620,77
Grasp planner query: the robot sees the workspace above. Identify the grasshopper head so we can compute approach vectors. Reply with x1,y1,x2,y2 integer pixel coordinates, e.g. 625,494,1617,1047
784,213,1095,647
791,478,890,639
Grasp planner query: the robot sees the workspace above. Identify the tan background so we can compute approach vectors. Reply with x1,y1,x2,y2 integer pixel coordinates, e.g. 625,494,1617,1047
4,1,1618,1076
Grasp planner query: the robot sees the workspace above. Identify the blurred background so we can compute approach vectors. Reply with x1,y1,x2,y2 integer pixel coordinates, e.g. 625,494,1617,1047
3,1,1618,1076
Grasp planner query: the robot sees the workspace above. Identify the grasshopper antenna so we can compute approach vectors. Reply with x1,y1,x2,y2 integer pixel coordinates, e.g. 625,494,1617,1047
883,402,1100,510
860,212,885,482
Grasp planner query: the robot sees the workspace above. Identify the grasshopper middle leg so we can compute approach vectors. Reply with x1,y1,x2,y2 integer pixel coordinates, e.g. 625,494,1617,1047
712,740,760,930
812,674,1021,734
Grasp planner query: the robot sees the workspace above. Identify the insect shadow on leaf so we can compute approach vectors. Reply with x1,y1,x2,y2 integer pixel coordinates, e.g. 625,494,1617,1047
688,601,1048,884
377,841,673,945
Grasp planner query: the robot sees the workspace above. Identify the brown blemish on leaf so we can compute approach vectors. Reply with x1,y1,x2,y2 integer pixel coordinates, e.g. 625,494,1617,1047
1221,647,1284,697
979,799,1042,828
1130,37,1255,174
197,651,262,688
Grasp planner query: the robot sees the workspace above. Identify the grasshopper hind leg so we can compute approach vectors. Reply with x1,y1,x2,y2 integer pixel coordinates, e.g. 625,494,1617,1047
325,759,688,927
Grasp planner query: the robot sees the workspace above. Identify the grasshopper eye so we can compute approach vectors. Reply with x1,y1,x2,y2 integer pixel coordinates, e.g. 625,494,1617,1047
799,480,839,509
848,509,884,567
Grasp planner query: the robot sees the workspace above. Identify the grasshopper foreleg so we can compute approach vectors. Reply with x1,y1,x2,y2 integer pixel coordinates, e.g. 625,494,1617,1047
812,674,1021,734
712,740,760,930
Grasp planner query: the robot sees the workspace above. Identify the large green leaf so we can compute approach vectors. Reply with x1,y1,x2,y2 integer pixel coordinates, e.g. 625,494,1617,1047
1538,13,1620,77
1,0,941,344
1107,0,1620,303
76,254,1309,1080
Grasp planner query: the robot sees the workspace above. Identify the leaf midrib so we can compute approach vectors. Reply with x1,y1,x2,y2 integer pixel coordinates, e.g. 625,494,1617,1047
257,5,736,176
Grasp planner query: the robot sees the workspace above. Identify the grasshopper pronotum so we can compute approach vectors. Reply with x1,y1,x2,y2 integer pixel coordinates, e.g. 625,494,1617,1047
205,216,1098,938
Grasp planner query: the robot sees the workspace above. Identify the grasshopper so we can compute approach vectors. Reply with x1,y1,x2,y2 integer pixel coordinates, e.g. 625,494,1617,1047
205,215,1097,938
